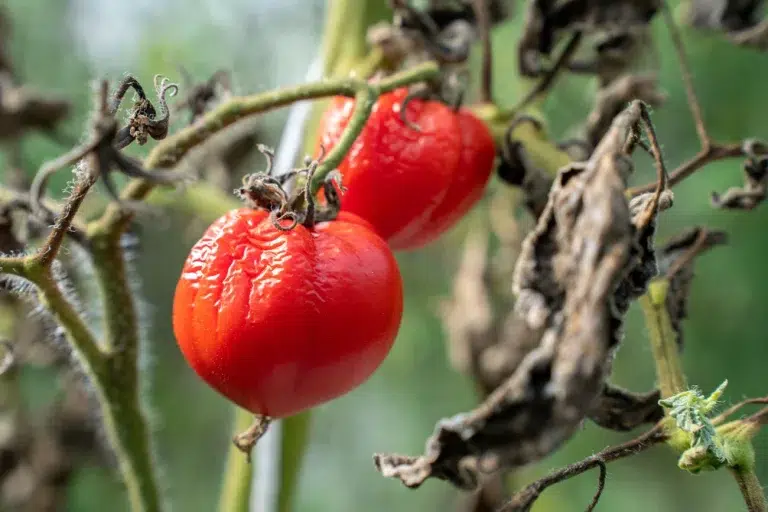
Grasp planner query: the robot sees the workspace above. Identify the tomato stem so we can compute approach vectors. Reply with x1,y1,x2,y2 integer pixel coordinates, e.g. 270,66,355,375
87,61,440,239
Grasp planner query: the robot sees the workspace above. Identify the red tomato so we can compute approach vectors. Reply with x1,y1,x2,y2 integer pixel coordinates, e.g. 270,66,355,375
394,111,496,248
172,209,403,418
316,87,495,251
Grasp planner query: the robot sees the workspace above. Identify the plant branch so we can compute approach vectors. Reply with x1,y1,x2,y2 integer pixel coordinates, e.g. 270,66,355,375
498,424,667,511
510,31,582,115
731,466,768,512
662,0,710,148
33,174,94,268
472,0,493,103
640,279,687,399
714,397,768,426
627,143,747,197
88,61,439,237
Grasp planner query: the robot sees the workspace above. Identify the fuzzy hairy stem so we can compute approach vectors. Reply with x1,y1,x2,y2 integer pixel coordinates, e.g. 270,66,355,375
640,279,687,399
100,372,163,512
0,258,161,511
218,408,255,512
22,262,104,364
731,466,768,512
86,222,163,511
88,61,439,238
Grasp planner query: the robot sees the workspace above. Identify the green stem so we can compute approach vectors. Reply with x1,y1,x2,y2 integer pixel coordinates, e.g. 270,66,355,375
731,466,768,512
639,279,687,399
100,375,164,512
4,259,161,511
84,231,163,511
218,408,255,512
25,263,104,365
87,61,439,238
87,233,141,357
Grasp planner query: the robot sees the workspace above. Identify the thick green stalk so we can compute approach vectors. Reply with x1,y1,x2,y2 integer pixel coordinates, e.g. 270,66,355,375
1,259,161,511
731,466,768,512
639,279,687,399
100,376,164,512
217,408,256,512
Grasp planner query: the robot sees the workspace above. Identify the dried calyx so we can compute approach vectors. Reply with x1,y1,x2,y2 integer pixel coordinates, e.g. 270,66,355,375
374,101,671,490
237,145,345,230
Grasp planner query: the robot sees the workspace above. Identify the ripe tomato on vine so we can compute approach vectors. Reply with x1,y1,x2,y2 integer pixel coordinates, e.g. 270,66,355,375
316,87,495,251
172,153,404,418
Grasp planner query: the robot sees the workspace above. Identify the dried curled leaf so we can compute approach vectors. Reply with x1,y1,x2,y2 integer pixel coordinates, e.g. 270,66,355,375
711,153,767,210
588,383,662,431
375,101,668,490
688,0,765,32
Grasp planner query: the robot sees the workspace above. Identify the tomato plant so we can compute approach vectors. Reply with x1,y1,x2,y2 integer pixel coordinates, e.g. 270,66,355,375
317,87,495,251
172,208,403,418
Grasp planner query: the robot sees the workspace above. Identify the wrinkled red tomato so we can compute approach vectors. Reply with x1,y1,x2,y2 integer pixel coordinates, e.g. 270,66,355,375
317,87,495,250
173,209,403,418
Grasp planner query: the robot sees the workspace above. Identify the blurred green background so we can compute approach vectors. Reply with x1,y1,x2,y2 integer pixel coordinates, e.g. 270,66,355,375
2,0,768,511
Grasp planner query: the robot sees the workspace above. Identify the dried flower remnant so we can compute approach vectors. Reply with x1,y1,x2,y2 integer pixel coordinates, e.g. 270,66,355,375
110,75,179,149
174,68,232,125
29,79,186,214
374,101,669,490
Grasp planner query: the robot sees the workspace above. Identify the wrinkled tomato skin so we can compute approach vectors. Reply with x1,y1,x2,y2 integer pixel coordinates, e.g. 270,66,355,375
317,88,462,244
317,87,495,251
172,209,403,418
392,111,496,249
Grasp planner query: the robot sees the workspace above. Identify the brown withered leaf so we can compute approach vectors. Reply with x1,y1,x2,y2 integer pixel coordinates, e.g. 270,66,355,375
687,0,768,50
517,0,659,78
656,227,728,349
374,101,668,490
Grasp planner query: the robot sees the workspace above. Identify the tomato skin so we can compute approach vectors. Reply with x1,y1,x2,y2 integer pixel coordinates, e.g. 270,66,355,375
317,88,463,244
391,111,496,249
172,209,403,418
317,88,495,251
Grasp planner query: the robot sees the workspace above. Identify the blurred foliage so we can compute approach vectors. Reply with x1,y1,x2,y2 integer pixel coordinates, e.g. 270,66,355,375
1,0,768,511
